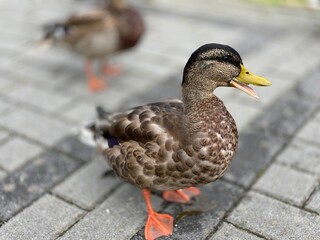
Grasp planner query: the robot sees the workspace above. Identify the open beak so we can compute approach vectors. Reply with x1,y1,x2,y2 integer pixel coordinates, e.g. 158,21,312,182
229,64,271,98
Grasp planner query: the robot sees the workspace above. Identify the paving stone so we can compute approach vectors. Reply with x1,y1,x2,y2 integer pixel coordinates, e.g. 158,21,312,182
210,222,264,240
0,170,6,181
53,160,120,210
161,180,243,240
0,108,72,146
223,101,261,132
5,85,76,112
59,184,162,240
0,99,12,114
296,120,320,146
55,135,102,162
0,77,12,90
276,138,320,175
62,101,97,123
0,151,81,221
305,187,320,214
255,90,318,138
0,137,43,172
228,191,320,240
253,164,318,206
119,74,181,109
0,194,84,240
315,111,320,122
223,129,285,187
0,130,9,142
0,195,83,240
296,69,320,100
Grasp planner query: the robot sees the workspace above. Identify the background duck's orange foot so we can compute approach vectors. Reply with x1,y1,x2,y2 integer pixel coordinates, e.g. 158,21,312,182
100,64,122,76
88,77,106,92
145,212,173,240
163,187,201,203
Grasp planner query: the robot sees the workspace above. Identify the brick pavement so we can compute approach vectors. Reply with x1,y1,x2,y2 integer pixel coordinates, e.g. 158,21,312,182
0,0,320,239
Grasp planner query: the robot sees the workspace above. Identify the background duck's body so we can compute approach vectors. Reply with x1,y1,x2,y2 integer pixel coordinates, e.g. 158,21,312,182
82,43,271,240
41,0,144,91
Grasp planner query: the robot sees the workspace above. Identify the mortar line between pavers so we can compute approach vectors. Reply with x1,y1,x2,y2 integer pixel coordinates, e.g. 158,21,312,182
49,193,89,240
275,161,320,177
251,188,318,212
224,220,270,240
302,183,320,211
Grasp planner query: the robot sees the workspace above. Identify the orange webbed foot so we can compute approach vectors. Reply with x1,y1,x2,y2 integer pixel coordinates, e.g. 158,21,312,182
88,77,107,92
163,187,201,203
85,60,107,92
143,189,174,240
145,211,173,240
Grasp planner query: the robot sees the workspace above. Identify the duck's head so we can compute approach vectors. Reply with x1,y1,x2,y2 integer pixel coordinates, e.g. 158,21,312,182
182,43,271,98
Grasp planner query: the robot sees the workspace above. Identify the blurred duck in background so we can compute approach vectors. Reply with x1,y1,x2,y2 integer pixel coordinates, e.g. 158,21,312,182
40,0,145,92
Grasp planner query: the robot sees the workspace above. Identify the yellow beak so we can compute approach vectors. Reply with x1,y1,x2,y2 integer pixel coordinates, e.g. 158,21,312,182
229,64,271,98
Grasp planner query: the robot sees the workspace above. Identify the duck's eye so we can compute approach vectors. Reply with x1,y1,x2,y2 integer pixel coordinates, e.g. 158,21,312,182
222,55,231,61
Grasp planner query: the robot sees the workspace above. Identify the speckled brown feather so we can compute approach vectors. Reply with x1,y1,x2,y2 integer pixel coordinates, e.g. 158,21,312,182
96,97,237,191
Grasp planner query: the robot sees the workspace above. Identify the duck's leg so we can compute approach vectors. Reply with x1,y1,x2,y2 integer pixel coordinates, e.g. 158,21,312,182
85,59,106,92
142,189,173,240
163,187,201,204
100,59,122,76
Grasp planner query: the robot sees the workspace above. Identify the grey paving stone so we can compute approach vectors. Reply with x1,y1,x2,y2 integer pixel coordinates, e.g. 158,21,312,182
5,85,76,112
297,120,320,146
0,137,43,172
223,130,285,187
0,170,6,181
306,187,320,214
223,101,260,132
0,130,9,142
228,191,320,240
0,99,12,114
0,108,72,146
276,139,320,175
55,136,101,162
53,160,120,210
59,184,162,240
0,194,84,240
297,70,320,100
160,180,244,240
0,151,81,221
315,111,320,122
62,101,97,123
253,164,318,206
255,90,318,138
210,222,263,240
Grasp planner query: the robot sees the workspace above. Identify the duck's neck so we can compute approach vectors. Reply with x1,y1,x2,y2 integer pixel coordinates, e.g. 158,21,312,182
182,87,218,114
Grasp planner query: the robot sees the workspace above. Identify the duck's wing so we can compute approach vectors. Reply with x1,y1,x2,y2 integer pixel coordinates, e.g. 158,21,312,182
96,99,184,146
42,9,115,44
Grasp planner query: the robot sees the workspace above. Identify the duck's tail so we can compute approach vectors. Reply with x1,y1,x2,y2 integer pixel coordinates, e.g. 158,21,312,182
37,23,69,47
79,106,117,151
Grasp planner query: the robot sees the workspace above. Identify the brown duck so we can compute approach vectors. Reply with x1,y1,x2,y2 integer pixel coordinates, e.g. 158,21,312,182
40,0,144,92
82,43,271,239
